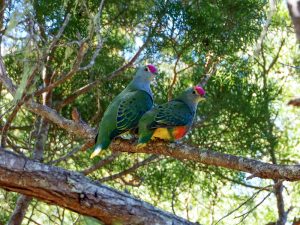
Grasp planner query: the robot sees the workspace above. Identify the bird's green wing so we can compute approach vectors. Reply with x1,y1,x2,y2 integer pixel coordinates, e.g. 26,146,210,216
149,100,193,129
115,90,153,134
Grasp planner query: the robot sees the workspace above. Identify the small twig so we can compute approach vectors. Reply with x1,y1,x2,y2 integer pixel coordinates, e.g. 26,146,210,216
107,38,150,80
279,62,300,70
234,193,271,224
168,56,181,100
0,103,14,120
81,151,121,175
217,173,272,191
254,0,276,56
50,141,94,165
1,103,21,147
215,187,270,225
266,39,285,74
34,41,88,96
99,155,159,182
198,56,219,87
48,13,71,53
55,81,98,110
79,0,105,71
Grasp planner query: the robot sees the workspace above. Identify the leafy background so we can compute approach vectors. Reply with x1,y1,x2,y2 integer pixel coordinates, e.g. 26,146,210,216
1,0,300,224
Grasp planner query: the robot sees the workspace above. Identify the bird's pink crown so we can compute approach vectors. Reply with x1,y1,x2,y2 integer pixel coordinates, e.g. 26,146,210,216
147,64,158,74
194,86,205,96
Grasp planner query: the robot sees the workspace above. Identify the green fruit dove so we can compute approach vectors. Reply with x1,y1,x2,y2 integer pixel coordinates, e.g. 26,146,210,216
137,86,206,147
90,65,158,158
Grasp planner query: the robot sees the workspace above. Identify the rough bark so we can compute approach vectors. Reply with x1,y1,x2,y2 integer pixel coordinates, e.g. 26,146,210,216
274,182,287,225
287,0,300,41
110,139,300,181
6,195,32,225
0,149,196,225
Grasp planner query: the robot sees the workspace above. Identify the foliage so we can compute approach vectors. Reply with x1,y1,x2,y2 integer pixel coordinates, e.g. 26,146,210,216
1,0,300,224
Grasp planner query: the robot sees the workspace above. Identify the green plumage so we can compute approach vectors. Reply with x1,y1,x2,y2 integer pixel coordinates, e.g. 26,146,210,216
148,101,193,129
96,89,153,149
91,65,157,158
138,100,194,145
138,87,205,146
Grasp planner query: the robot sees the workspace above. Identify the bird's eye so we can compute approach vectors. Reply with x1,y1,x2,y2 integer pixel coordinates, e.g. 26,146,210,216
192,91,196,94
144,67,149,72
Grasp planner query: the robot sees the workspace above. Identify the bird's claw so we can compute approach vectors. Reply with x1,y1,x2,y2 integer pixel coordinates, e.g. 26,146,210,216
136,143,146,149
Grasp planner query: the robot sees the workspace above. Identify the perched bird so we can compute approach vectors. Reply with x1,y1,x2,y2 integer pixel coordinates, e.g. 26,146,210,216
137,86,205,147
91,65,158,158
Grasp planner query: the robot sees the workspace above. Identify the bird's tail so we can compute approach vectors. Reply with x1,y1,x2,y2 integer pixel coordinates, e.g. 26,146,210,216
90,144,103,159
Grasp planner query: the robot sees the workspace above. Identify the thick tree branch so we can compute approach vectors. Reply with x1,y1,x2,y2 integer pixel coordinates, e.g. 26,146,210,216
5,95,300,182
110,139,300,181
0,149,196,225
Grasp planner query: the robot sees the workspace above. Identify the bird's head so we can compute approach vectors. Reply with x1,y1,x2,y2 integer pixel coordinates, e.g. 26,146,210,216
179,86,206,106
135,64,158,82
193,86,206,102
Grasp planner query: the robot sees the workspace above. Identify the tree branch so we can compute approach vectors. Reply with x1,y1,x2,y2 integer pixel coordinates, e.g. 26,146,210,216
0,149,197,225
55,81,98,110
107,38,150,80
2,54,300,182
34,41,88,96
99,155,159,182
81,151,121,175
287,0,300,41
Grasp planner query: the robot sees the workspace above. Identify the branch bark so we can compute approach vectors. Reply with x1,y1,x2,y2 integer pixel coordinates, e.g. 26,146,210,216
287,0,300,41
7,195,32,225
110,139,300,181
0,149,197,225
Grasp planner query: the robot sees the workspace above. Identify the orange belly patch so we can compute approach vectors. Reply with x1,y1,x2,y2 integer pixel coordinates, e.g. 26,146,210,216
172,126,188,140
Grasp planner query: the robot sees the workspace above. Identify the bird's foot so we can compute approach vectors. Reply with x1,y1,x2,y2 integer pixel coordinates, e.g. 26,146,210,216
136,143,147,149
120,133,133,140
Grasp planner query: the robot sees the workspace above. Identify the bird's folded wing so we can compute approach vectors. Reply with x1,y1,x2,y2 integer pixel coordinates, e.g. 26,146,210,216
149,101,193,129
116,90,153,132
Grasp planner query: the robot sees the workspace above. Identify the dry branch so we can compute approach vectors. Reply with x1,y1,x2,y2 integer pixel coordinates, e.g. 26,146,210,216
110,139,300,181
0,149,197,225
288,98,300,107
